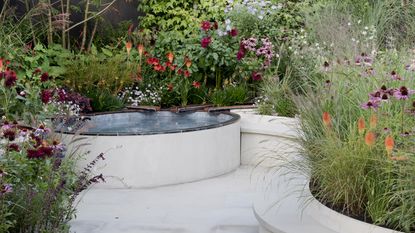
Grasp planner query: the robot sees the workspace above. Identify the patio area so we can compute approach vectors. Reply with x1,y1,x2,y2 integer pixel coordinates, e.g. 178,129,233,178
70,166,261,233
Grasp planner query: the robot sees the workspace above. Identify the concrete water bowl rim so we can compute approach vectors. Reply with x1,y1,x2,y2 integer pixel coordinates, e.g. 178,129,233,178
58,110,241,136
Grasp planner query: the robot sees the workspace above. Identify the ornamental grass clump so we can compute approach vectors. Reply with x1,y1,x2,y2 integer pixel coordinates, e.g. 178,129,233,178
295,49,415,232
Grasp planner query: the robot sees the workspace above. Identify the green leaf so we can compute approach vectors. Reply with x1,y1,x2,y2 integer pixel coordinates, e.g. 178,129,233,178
101,48,113,57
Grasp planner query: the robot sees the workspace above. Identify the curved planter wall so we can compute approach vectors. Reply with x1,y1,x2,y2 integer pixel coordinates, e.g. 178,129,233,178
253,170,403,233
61,112,240,188
231,110,300,167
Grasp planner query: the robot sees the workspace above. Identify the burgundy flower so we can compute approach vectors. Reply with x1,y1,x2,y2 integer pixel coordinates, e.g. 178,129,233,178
4,70,17,88
27,149,41,159
7,143,20,152
39,146,54,157
236,50,245,61
201,37,212,48
167,83,174,92
40,89,53,104
201,21,211,31
213,21,218,30
252,72,262,81
40,72,49,82
33,68,42,75
184,70,191,77
229,28,238,37
3,129,16,141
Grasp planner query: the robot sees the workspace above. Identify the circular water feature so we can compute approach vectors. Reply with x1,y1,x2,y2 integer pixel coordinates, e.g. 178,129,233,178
61,111,241,188
62,111,238,135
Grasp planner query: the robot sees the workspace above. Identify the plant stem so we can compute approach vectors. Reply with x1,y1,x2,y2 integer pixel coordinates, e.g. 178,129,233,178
80,0,90,52
61,0,66,48
24,0,37,45
47,0,54,45
87,19,98,51
65,0,118,33
401,100,405,133
66,0,70,50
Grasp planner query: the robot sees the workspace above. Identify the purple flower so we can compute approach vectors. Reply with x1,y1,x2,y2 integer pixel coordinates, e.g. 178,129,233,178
0,184,12,196
361,67,375,77
361,100,380,110
390,71,402,81
201,37,211,48
393,86,414,100
355,53,373,66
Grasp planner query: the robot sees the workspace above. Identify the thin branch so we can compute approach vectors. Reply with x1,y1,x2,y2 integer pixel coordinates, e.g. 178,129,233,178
65,0,118,33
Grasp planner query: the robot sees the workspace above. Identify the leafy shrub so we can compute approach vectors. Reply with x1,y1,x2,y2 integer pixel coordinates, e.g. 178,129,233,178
63,48,134,112
211,84,250,106
226,0,305,44
138,0,228,39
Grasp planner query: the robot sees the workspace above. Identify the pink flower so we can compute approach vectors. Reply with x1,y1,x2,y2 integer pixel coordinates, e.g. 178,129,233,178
201,37,212,48
201,21,211,31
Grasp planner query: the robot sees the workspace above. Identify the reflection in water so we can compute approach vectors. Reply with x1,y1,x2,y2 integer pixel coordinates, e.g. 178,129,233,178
70,112,235,134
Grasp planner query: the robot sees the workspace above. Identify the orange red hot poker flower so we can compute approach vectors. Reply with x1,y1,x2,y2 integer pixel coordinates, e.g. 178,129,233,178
365,131,376,147
369,114,377,129
322,112,331,128
358,117,366,134
138,44,144,56
167,52,174,63
126,41,132,56
384,135,394,157
185,57,192,68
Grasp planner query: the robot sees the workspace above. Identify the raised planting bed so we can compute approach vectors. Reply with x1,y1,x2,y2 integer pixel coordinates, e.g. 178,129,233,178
253,167,404,233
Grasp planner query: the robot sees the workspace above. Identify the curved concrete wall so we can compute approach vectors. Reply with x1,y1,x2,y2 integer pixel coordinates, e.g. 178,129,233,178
62,120,240,188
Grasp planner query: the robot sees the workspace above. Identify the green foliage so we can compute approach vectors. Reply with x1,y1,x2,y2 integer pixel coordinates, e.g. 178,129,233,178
62,47,134,112
257,76,297,117
211,85,250,107
138,0,228,39
227,0,305,44
85,89,125,112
